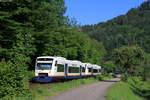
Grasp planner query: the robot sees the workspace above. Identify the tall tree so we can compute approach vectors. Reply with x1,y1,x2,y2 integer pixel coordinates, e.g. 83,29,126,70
113,46,144,75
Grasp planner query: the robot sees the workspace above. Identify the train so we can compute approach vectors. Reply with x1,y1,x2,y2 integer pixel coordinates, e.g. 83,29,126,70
33,56,101,82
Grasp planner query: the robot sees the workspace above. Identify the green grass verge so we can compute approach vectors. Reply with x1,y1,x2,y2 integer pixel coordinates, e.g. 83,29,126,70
3,74,113,100
106,81,145,100
14,78,99,100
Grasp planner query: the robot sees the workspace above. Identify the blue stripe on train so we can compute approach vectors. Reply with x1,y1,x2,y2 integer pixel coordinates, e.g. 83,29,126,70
33,75,92,82
33,77,54,82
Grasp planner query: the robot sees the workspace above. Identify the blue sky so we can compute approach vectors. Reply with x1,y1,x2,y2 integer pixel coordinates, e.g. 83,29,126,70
65,0,148,25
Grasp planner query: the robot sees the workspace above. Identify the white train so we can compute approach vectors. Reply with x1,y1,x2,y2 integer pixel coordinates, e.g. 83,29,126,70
34,56,101,82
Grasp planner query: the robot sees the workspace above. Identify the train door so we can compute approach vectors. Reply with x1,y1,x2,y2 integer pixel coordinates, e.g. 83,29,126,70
91,67,93,76
80,65,82,76
65,64,68,76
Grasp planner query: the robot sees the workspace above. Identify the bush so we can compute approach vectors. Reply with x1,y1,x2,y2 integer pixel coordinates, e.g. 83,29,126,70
127,77,150,99
0,60,29,99
127,77,142,86
28,71,35,81
96,73,112,81
103,61,116,73
141,82,150,99
111,73,117,78
103,73,112,79
121,74,129,81
96,74,103,81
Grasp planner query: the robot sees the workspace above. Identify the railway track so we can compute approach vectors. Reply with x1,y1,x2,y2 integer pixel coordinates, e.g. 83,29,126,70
29,79,69,88
29,82,54,88
29,78,76,88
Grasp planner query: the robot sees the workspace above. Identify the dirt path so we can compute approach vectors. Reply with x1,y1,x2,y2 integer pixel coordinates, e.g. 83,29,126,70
45,78,120,100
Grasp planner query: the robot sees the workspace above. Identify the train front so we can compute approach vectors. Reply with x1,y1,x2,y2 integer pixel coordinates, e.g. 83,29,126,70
33,56,54,82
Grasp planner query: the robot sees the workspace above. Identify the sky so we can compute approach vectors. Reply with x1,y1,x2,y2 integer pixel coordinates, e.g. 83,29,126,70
65,0,148,25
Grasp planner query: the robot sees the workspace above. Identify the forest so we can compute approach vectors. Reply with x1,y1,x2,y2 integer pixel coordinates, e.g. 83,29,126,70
0,0,105,99
82,1,150,53
81,1,150,78
0,0,150,100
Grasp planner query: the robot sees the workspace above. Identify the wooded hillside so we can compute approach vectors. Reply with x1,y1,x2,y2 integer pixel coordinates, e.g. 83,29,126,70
0,0,150,99
81,1,150,54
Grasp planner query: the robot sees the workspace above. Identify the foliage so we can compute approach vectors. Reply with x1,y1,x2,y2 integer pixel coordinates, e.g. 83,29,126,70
0,0,106,64
0,59,29,99
142,53,150,81
0,0,149,99
81,1,150,53
96,74,112,81
111,73,117,78
108,76,150,100
106,81,145,100
113,46,145,75
121,74,129,82
103,61,116,73
0,0,106,98
41,28,106,64
96,74,104,81
127,77,150,99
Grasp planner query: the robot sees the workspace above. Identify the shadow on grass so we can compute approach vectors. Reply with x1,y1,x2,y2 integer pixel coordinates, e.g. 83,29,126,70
129,83,150,100
102,80,119,82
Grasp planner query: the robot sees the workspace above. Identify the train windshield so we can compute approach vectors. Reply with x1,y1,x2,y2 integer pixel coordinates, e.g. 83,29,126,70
37,63,52,70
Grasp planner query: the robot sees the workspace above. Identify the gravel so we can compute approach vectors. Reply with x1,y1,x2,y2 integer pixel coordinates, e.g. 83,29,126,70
46,78,120,100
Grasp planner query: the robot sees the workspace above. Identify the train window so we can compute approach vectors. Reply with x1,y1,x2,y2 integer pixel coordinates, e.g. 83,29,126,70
57,64,64,72
88,68,92,72
93,69,98,73
37,63,52,70
68,67,79,73
82,67,85,72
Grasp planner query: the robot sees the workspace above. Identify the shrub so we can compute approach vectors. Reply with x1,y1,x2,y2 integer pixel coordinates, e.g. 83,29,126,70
127,77,142,86
112,73,117,78
28,71,35,81
141,82,150,99
96,73,113,81
0,60,29,99
127,77,150,99
121,74,129,81
103,61,116,73
96,74,103,81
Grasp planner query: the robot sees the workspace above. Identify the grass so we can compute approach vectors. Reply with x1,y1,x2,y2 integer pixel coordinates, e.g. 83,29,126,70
106,81,145,100
96,74,113,81
3,74,113,100
127,76,150,99
13,78,99,100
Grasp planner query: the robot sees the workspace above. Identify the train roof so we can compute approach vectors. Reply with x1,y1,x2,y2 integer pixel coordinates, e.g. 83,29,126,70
37,56,66,60
93,64,101,69
84,63,92,68
71,60,82,64
37,56,102,69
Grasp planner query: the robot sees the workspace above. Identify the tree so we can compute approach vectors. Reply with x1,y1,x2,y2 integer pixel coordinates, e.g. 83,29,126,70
81,1,150,53
0,0,36,60
103,61,116,73
143,53,150,81
0,0,107,98
113,46,144,75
